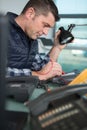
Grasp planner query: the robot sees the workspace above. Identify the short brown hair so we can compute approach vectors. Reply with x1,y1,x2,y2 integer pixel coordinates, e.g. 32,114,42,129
21,0,60,22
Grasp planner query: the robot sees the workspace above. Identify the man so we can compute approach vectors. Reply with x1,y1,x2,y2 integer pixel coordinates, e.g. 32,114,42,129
6,0,66,80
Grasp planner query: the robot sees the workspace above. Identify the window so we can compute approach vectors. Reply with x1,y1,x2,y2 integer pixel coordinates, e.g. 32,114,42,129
54,0,87,72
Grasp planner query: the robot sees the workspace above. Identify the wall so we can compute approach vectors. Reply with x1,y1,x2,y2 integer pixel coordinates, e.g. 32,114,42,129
0,0,29,14
55,0,87,14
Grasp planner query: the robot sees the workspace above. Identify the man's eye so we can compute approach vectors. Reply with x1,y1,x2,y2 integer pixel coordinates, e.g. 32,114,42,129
43,23,50,28
44,25,50,28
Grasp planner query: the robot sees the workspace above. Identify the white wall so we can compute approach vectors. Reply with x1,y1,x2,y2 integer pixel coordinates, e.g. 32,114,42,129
0,0,29,14
55,0,87,14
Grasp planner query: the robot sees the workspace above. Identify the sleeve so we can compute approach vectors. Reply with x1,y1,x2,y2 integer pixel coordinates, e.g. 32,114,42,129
6,53,50,77
31,53,50,71
6,67,32,77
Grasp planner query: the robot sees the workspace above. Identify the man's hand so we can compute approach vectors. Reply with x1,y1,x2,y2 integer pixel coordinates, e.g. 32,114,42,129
48,30,66,62
32,61,62,80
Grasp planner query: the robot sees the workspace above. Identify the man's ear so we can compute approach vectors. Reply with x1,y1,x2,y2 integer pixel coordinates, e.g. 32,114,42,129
25,7,35,19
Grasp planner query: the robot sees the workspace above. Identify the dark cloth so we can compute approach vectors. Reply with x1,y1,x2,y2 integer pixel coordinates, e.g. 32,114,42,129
6,12,50,76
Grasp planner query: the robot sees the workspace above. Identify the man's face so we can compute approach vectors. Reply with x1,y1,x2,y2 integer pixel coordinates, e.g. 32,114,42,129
25,11,55,39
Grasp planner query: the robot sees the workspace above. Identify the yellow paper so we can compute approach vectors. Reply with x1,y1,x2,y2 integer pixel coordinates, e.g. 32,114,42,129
69,69,87,85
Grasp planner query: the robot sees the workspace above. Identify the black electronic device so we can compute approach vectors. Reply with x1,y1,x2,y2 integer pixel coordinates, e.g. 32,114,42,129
47,70,80,86
59,23,87,45
0,14,29,130
6,76,39,102
0,14,9,130
59,24,75,45
5,110,28,130
29,84,87,130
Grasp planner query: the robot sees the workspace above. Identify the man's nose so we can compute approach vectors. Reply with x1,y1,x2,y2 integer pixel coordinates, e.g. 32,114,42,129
43,28,49,35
